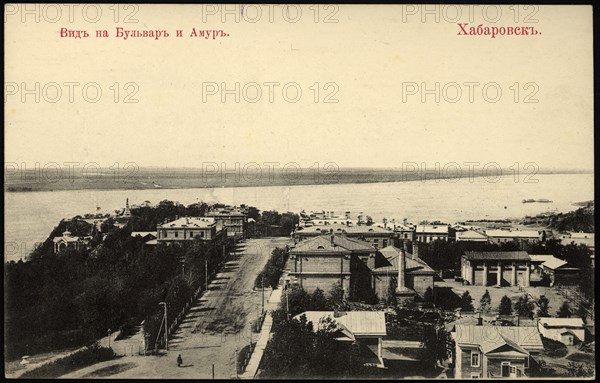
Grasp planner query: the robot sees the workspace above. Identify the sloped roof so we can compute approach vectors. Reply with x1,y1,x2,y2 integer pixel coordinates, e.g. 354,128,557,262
452,324,544,351
530,255,569,270
463,251,531,261
486,229,541,238
159,217,216,229
538,317,584,328
131,231,157,238
456,230,488,240
373,246,435,275
294,311,387,337
290,236,351,254
416,225,449,234
481,336,529,356
295,224,393,235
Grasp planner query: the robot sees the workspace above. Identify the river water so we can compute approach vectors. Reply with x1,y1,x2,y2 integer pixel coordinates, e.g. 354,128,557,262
4,173,594,262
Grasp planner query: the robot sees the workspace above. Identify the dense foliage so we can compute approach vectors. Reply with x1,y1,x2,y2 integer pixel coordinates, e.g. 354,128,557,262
548,206,594,233
255,247,289,289
19,342,115,378
4,201,235,360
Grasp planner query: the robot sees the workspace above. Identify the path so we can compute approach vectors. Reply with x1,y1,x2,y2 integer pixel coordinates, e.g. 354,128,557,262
61,237,291,379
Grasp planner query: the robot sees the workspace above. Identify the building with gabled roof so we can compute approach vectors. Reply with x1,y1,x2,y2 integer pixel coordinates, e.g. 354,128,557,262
530,254,580,286
450,324,543,378
371,244,435,302
294,311,387,367
537,317,585,345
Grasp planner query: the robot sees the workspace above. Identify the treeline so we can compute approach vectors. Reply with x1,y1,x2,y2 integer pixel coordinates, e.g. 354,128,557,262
247,209,299,238
255,247,289,289
547,206,595,233
4,201,233,361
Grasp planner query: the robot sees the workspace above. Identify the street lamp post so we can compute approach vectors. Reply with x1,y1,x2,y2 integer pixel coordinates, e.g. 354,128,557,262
108,329,112,348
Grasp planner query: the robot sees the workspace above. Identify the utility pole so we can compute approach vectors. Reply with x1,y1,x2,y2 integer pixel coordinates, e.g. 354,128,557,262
108,329,111,348
159,302,168,351
286,285,290,319
205,259,209,291
235,348,239,379
261,275,265,315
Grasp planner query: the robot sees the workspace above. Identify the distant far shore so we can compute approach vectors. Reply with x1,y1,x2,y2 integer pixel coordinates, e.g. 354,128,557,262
4,167,593,193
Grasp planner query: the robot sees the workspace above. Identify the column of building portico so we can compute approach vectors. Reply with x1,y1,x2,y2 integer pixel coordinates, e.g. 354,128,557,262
524,262,530,287
511,262,517,286
496,263,502,286
482,262,488,286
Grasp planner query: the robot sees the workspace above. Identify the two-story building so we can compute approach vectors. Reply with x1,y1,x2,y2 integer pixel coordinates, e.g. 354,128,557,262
461,251,532,287
450,324,544,378
415,224,454,243
206,206,248,239
156,216,226,244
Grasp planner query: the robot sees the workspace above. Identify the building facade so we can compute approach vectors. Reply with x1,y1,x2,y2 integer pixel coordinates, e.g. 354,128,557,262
537,318,585,345
451,324,544,379
206,207,247,239
156,216,226,244
415,224,454,243
461,251,532,287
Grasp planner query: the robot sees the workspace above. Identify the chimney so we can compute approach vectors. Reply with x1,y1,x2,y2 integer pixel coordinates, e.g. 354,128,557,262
403,218,408,225
396,249,406,292
412,241,419,260
403,240,409,252
477,311,483,326
515,315,520,326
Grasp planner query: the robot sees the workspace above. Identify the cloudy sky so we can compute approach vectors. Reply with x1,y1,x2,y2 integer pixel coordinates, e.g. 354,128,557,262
5,4,593,170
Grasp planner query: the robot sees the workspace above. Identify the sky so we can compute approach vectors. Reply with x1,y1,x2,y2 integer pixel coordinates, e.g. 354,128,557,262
5,4,594,171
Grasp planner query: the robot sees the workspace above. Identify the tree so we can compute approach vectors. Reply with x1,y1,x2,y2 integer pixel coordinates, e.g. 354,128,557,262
557,301,572,318
479,290,491,313
327,282,345,308
498,295,513,315
460,291,474,311
537,295,550,317
423,287,434,303
310,288,329,311
514,294,534,318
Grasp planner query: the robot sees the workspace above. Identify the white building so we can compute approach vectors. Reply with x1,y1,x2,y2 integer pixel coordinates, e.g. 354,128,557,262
537,317,585,346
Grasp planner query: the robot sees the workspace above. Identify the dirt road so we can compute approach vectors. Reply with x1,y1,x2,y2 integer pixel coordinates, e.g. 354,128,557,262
61,237,291,379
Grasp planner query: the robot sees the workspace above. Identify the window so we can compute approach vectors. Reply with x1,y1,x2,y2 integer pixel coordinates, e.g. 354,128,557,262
470,373,480,379
524,356,529,368
200,232,205,238
470,351,480,367
174,232,178,238
189,232,193,238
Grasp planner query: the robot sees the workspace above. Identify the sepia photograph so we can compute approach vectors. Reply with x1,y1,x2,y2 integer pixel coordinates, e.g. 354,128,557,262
4,3,595,380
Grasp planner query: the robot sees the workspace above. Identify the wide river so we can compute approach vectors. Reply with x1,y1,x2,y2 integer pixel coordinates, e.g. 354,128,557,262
4,173,594,262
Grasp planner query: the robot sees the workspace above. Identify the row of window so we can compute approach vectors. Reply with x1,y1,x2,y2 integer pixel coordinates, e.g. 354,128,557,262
162,230,206,239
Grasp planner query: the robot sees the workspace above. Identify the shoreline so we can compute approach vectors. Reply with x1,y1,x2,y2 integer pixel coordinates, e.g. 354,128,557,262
4,170,593,194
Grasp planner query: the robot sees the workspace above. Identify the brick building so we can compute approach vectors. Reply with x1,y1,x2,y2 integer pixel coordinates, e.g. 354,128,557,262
371,243,435,302
206,206,248,239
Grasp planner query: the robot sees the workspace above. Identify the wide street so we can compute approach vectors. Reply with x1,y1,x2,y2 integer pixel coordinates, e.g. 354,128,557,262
61,237,291,379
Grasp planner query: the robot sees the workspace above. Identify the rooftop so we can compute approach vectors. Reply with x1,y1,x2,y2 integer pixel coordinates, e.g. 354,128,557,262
294,311,387,338
463,251,531,261
530,255,569,270
416,225,449,234
373,246,435,275
538,317,585,328
451,324,544,352
295,224,393,235
159,216,216,229
485,229,542,238
290,235,373,253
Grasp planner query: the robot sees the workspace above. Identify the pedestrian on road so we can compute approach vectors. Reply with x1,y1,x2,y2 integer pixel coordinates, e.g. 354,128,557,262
177,354,183,367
